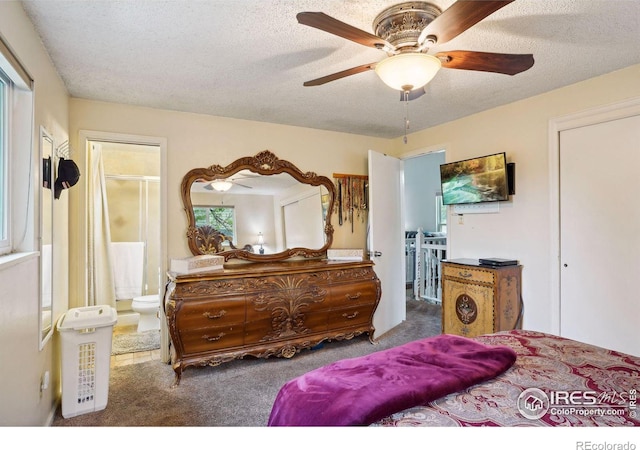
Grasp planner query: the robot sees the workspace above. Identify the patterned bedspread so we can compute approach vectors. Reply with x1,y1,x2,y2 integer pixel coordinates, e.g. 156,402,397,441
372,330,639,427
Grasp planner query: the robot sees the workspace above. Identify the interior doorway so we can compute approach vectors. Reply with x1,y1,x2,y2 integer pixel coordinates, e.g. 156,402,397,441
402,149,447,303
80,130,169,361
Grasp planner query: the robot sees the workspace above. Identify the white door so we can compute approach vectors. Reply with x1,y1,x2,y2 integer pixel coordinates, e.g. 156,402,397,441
368,150,406,339
559,114,640,356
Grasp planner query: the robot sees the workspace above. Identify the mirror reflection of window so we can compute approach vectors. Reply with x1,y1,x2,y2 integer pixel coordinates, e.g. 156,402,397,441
194,205,236,243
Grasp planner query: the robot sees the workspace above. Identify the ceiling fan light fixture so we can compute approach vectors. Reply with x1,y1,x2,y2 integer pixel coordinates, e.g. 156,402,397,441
211,180,233,192
375,53,441,91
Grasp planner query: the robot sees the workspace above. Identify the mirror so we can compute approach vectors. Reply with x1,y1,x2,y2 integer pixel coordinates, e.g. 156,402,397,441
39,126,54,349
182,150,335,262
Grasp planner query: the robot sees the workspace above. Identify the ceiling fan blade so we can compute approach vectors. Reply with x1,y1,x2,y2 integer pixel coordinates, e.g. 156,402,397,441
399,87,426,101
297,12,395,51
303,62,377,87
418,0,515,46
231,181,252,189
437,50,534,75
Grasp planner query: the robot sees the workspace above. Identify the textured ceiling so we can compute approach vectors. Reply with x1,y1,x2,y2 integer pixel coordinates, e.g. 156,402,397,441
20,0,640,139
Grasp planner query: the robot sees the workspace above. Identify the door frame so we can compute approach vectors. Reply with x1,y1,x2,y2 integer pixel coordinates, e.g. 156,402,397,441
79,130,169,362
547,97,640,335
401,143,450,255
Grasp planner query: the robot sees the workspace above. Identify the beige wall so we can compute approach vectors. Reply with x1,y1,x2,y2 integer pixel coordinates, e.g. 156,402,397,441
68,99,394,307
0,1,69,426
394,64,640,333
4,0,640,425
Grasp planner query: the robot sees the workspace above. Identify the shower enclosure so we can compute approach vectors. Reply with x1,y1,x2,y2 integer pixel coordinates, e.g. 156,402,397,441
105,175,160,297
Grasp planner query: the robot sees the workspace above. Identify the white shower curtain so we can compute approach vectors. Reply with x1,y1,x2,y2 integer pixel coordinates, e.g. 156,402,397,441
87,143,117,308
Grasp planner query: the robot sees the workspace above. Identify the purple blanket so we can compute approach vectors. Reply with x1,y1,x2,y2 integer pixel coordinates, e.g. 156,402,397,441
267,334,516,426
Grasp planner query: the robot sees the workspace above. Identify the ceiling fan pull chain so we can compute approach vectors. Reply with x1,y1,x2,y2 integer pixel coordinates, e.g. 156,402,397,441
403,90,410,144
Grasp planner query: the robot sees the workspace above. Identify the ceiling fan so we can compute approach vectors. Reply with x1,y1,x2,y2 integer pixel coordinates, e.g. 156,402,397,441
203,179,253,192
297,0,534,100
194,177,255,192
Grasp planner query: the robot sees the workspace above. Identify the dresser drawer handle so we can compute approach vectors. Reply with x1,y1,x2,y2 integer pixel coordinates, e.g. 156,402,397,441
342,311,359,320
203,310,226,320
459,271,473,278
345,292,362,301
202,332,226,342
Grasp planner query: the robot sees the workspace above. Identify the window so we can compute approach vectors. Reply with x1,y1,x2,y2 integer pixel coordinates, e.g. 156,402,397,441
193,205,236,243
0,36,34,256
0,68,8,254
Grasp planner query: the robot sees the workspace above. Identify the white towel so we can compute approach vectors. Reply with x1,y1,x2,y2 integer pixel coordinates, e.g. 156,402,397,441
110,242,145,300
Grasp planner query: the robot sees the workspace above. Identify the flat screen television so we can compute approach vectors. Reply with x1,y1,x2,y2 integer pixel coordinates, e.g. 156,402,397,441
439,152,509,206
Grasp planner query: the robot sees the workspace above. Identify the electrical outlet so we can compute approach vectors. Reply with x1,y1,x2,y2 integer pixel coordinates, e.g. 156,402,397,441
458,215,464,225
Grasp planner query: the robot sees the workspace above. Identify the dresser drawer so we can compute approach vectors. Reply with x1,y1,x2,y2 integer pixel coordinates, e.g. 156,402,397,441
176,297,245,329
329,281,378,307
179,324,245,354
174,278,246,298
327,266,377,284
327,304,376,329
443,265,495,284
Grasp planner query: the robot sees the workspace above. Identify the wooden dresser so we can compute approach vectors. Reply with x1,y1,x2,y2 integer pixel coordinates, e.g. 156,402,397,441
441,259,522,338
165,259,381,385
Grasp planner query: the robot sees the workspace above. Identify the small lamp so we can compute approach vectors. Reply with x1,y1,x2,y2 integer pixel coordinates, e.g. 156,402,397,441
257,232,265,254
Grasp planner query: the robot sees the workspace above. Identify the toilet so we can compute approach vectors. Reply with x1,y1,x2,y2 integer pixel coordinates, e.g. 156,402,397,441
131,294,160,333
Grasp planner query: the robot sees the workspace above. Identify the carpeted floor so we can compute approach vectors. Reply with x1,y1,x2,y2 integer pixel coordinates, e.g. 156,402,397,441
51,298,441,427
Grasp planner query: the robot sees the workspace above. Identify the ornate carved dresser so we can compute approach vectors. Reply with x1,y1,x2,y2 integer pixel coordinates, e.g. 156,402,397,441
165,259,381,385
169,150,381,385
441,259,522,338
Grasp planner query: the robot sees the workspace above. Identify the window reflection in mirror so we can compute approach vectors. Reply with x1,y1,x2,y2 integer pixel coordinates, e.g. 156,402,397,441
193,205,236,240
40,127,54,349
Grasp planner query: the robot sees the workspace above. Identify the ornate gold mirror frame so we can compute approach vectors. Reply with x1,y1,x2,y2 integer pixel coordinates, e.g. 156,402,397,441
181,150,335,262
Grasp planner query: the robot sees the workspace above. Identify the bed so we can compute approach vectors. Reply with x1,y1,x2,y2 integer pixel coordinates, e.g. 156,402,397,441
269,330,639,427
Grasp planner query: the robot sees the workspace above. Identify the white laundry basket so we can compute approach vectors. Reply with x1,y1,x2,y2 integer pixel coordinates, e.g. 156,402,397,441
57,305,117,418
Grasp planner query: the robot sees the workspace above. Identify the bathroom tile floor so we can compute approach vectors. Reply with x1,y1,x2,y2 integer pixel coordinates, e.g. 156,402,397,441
110,324,161,368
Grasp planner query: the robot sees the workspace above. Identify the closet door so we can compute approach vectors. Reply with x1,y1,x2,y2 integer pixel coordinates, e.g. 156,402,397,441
559,114,640,356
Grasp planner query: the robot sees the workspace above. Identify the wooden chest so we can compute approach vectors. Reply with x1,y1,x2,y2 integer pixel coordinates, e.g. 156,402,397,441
165,259,381,385
441,259,522,338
